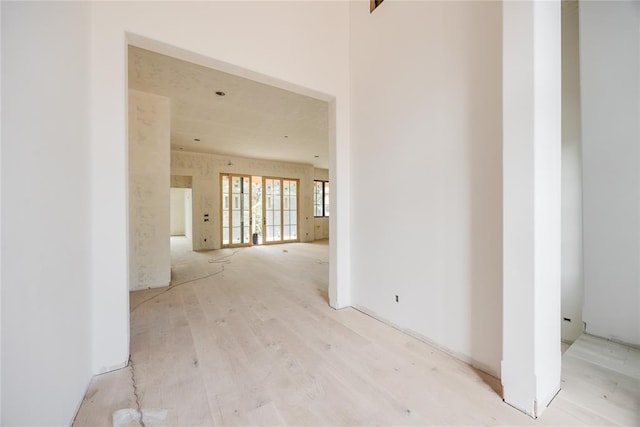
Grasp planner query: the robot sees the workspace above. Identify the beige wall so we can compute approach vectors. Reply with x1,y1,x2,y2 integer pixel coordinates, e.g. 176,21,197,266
128,89,171,291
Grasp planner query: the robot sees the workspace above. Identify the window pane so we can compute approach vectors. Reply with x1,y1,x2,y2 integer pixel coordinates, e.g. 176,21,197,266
324,182,330,217
223,176,229,193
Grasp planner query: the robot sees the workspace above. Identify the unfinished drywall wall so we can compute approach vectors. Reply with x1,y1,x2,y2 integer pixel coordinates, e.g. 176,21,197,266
90,0,350,373
314,168,329,240
1,2,93,425
129,89,171,291
580,0,640,346
171,150,315,250
561,0,584,344
349,1,502,376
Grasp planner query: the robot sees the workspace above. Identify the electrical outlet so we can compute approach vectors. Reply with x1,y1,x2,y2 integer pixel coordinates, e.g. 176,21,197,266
395,295,399,303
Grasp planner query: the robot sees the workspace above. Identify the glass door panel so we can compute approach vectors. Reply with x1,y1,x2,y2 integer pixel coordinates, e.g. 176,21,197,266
221,174,251,247
264,178,281,242
263,177,298,243
222,176,230,245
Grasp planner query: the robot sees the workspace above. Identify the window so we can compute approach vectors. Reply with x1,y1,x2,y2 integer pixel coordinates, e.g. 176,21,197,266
314,180,330,217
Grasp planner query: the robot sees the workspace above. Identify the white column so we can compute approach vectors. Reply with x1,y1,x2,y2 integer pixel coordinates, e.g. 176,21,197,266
502,0,562,418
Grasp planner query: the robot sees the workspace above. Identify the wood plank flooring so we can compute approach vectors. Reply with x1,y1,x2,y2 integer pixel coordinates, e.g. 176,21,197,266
74,238,639,426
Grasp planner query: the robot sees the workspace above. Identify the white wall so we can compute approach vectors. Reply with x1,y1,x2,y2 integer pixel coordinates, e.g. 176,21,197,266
561,0,584,343
1,2,93,425
349,1,503,376
0,3,4,421
171,188,186,236
129,90,171,291
171,150,316,249
90,0,351,373
580,0,640,346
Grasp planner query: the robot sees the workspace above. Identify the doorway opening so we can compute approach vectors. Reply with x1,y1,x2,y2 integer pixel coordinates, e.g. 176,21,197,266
170,175,194,256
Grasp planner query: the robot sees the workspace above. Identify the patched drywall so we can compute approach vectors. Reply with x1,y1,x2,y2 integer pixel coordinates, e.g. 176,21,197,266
129,89,171,291
171,175,192,188
171,150,315,250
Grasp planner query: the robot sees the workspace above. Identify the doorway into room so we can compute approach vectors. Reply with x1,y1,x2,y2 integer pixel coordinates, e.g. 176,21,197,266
170,175,194,253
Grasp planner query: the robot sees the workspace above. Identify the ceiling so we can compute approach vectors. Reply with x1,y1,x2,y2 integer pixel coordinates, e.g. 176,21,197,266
128,46,329,168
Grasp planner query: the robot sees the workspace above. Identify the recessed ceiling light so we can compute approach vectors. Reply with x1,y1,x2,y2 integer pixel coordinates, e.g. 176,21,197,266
193,138,200,142
215,91,226,97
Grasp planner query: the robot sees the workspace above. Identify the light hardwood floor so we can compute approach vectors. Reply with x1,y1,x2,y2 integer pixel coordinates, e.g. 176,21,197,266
74,238,639,426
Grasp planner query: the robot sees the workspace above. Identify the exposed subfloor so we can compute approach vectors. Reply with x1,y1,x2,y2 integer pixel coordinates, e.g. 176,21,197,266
74,238,640,426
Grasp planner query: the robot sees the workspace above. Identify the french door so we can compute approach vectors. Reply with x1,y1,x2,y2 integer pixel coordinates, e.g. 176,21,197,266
221,174,298,247
221,174,252,247
264,177,298,243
